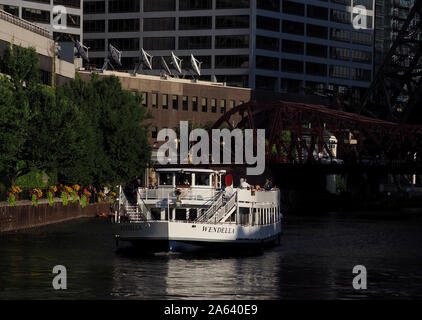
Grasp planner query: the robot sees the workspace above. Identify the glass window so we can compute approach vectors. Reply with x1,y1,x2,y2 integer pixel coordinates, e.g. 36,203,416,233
256,75,277,91
220,100,226,113
108,38,139,51
152,93,158,108
257,0,280,11
159,172,172,185
281,78,302,93
330,9,350,24
179,16,212,30
351,68,371,81
282,39,304,54
144,0,175,11
84,1,105,14
306,43,327,58
329,65,350,79
172,95,178,110
179,36,212,49
330,47,350,61
144,37,175,50
152,126,158,139
216,15,250,29
215,55,249,68
84,39,105,52
215,75,249,88
306,62,327,76
180,0,212,10
351,49,371,64
216,0,250,9
195,173,210,186
283,1,305,16
330,28,350,42
256,35,280,51
351,32,372,46
144,18,175,31
307,5,328,20
109,19,140,32
162,94,168,109
282,20,304,35
182,96,188,111
84,20,105,33
229,100,235,109
282,59,304,73
22,8,50,24
202,98,208,112
211,99,217,113
215,35,249,49
176,173,192,186
54,0,80,8
192,97,198,112
0,4,18,16
306,24,328,39
109,0,140,13
256,15,280,32
141,92,148,107
256,56,279,71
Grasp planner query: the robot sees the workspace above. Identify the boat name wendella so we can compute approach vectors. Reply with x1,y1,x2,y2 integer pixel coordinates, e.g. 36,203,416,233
202,226,235,234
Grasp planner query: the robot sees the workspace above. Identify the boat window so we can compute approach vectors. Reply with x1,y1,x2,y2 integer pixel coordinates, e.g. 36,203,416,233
176,173,191,186
159,172,172,185
195,173,210,186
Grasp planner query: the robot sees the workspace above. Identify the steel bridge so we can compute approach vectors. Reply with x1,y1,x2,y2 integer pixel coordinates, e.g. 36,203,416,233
211,101,422,173
360,0,422,124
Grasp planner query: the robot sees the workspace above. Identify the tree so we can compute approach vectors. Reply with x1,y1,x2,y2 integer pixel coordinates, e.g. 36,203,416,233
1,44,151,191
63,73,152,185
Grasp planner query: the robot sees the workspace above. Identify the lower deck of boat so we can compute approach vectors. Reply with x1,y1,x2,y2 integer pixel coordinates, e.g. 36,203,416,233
116,233,281,253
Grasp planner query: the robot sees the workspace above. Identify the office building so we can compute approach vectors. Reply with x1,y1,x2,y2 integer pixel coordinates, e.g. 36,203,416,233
0,9,76,85
0,0,82,43
83,0,375,102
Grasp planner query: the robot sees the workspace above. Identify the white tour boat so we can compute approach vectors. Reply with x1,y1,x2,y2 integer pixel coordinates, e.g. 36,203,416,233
114,168,282,253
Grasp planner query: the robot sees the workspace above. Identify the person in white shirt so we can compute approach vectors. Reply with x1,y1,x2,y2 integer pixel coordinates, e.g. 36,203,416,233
240,178,251,189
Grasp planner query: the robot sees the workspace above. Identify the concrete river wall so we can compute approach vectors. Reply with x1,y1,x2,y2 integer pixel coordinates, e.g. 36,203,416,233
0,202,111,233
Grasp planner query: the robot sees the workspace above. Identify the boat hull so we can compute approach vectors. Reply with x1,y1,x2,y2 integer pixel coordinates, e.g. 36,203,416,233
116,221,282,253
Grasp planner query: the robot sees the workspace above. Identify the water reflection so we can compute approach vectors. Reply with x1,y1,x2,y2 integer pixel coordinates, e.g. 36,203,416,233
1,213,421,299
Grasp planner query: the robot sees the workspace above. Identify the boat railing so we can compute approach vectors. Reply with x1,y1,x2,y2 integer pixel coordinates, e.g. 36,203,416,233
139,187,216,202
212,191,238,223
195,192,224,222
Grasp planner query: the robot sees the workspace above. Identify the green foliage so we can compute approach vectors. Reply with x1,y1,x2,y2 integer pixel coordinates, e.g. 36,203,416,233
1,45,151,195
61,192,68,206
7,193,17,206
15,169,57,190
31,194,38,207
62,73,152,185
80,195,88,208
47,191,54,206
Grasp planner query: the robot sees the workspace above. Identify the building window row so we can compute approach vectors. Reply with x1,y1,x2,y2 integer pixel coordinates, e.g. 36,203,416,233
142,92,243,115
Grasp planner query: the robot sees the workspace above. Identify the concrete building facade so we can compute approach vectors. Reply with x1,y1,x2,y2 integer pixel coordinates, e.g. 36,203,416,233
0,0,83,43
83,0,375,103
0,9,75,85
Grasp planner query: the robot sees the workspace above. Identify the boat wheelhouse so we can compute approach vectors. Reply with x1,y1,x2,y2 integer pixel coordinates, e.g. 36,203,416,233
115,168,282,253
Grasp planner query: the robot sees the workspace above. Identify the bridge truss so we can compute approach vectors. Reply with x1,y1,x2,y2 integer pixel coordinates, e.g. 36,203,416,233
212,101,422,167
360,0,422,123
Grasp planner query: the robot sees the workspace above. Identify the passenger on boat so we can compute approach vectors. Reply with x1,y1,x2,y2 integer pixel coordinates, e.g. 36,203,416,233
240,178,251,189
264,178,273,191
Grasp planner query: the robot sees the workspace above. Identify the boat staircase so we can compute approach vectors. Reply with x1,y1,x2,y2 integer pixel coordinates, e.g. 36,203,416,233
195,191,237,223
119,187,149,223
